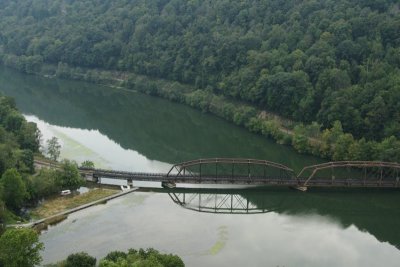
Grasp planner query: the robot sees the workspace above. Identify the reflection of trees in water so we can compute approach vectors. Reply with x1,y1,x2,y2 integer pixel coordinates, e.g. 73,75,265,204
0,67,321,170
163,188,400,249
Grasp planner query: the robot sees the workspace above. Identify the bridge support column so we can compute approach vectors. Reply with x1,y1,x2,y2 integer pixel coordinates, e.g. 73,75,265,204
161,181,176,189
293,186,308,192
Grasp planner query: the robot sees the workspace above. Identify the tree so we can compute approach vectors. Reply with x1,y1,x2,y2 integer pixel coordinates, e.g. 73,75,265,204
65,252,96,267
17,149,35,174
0,183,4,233
47,136,61,162
58,160,84,190
0,228,44,267
30,168,59,199
377,136,400,163
333,133,355,161
4,110,24,132
103,251,127,262
0,168,27,210
292,124,310,154
17,121,41,152
0,143,17,176
81,160,95,168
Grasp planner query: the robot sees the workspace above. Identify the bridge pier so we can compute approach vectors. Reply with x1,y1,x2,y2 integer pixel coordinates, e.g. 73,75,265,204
293,186,308,192
162,181,176,189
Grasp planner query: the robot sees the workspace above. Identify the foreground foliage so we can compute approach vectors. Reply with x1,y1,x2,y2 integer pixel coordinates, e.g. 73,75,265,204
99,248,185,267
0,228,184,267
64,252,96,267
45,248,185,267
0,228,44,267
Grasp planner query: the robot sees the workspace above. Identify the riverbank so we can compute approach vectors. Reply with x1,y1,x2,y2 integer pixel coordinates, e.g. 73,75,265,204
30,188,118,219
10,187,138,231
1,61,399,163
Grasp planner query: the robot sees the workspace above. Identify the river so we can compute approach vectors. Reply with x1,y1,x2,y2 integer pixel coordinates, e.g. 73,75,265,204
1,67,400,266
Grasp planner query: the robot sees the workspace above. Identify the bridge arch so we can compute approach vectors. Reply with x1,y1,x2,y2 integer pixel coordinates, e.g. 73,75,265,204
297,161,400,187
166,158,295,183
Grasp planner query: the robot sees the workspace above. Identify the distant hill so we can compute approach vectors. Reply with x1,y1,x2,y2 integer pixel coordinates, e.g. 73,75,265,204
0,0,399,141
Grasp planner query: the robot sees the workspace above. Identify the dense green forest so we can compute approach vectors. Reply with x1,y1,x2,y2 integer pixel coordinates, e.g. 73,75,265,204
0,0,399,142
0,94,40,227
0,96,39,173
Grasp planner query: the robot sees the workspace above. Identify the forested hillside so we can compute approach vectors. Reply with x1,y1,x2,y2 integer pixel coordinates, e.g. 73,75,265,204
0,0,399,142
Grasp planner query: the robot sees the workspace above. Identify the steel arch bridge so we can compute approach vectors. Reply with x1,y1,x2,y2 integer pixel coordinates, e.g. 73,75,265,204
75,158,400,190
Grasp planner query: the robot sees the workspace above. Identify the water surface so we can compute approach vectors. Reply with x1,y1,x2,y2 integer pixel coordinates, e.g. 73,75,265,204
40,189,400,267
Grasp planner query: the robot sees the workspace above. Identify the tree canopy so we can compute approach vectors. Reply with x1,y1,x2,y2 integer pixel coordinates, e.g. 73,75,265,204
0,95,40,176
99,248,184,267
46,136,61,162
44,248,185,267
65,252,96,267
0,228,44,267
0,168,27,211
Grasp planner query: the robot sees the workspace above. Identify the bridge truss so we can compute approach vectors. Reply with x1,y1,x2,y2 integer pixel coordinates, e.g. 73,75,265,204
168,192,272,214
79,158,400,189
165,158,295,185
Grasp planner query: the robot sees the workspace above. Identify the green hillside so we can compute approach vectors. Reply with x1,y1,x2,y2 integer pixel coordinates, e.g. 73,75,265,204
0,0,399,142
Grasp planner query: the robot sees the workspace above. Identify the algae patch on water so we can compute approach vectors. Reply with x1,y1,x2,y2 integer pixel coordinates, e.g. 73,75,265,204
51,128,110,168
208,225,229,255
119,192,149,207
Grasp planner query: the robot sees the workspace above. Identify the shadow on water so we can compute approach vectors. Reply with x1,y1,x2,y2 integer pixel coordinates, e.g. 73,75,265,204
0,66,322,171
150,187,400,249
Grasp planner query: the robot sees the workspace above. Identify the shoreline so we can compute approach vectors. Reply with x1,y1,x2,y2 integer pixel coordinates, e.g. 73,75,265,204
1,62,399,163
8,187,138,231
0,63,319,153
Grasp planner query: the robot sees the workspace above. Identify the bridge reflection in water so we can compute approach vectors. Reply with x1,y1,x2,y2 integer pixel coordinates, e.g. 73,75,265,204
161,188,400,249
168,191,276,214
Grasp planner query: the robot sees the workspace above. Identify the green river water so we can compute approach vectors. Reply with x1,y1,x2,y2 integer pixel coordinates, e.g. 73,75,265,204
1,67,400,267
